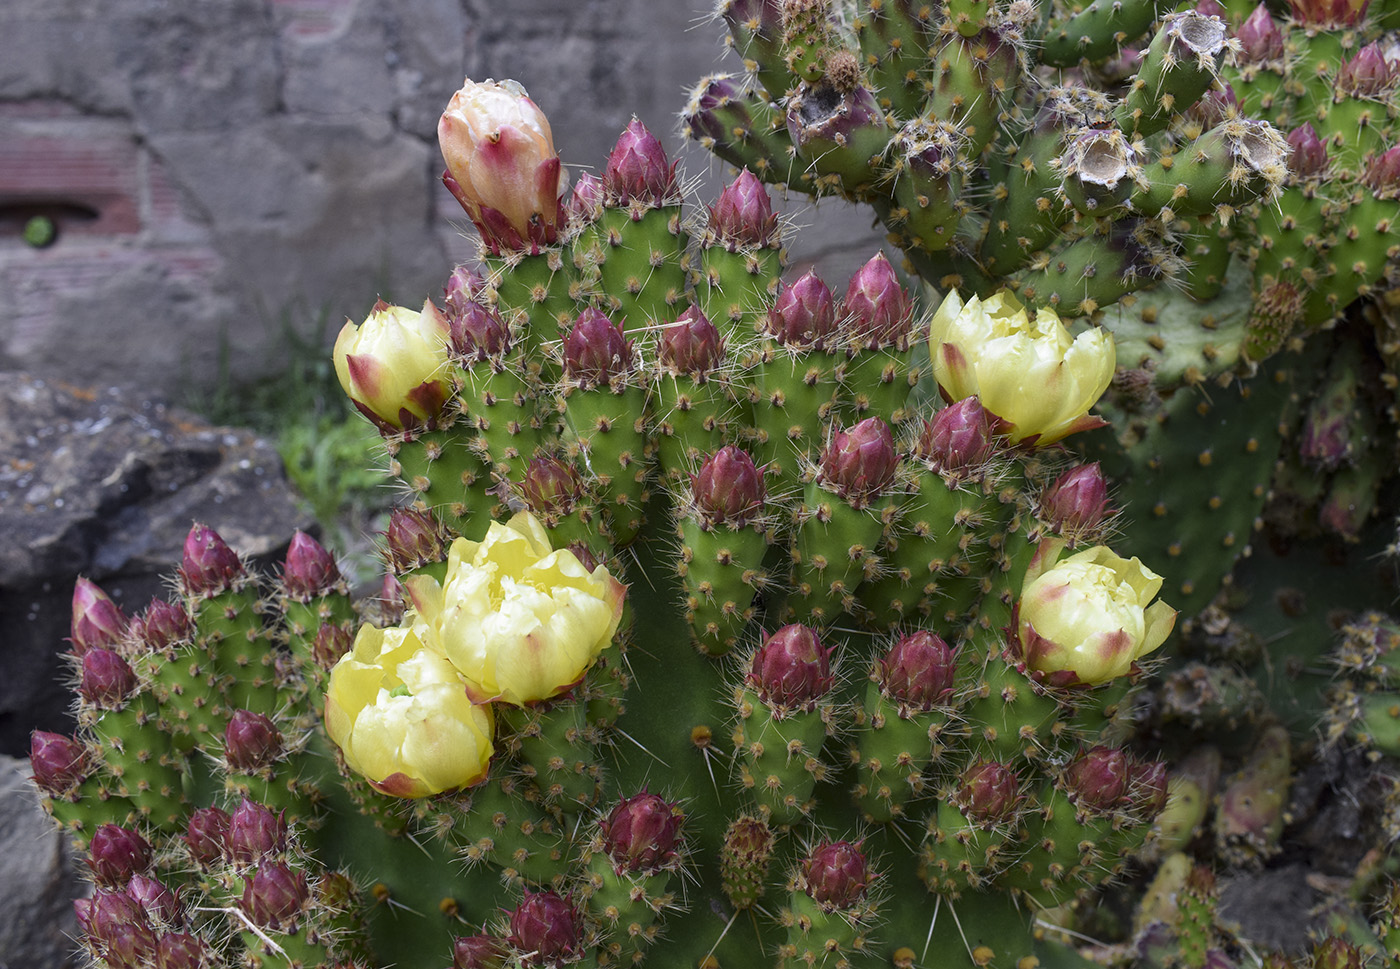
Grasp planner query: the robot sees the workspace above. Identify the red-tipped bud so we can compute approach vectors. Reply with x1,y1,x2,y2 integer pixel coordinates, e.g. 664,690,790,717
708,169,779,249
85,890,156,969
282,531,340,599
955,761,1021,825
843,253,913,348
520,455,584,518
131,598,193,653
454,934,508,969
1130,758,1171,818
568,171,604,223
312,622,353,670
747,624,834,710
602,792,683,873
1338,43,1393,96
226,799,288,865
603,118,678,204
819,417,898,505
1285,124,1329,179
127,874,183,928
180,523,243,596
1236,5,1284,61
382,508,452,574
182,807,230,867
239,863,308,930
1312,938,1365,969
692,446,766,526
448,300,511,363
70,578,130,655
1062,745,1130,812
916,398,999,473
1363,146,1400,200
659,305,726,376
378,572,407,625
154,932,210,969
801,840,871,910
443,264,487,317
565,542,603,573
224,710,283,772
1041,463,1112,537
88,825,153,887
79,648,137,708
507,890,581,967
30,730,91,792
564,308,634,385
877,631,957,711
767,271,838,349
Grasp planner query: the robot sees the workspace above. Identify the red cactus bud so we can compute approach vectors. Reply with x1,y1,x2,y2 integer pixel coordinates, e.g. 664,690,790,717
1363,146,1400,200
382,507,452,574
87,824,154,887
1062,746,1130,812
692,446,766,526
1285,124,1329,179
79,648,137,708
312,623,353,670
224,710,283,772
182,807,230,867
132,598,193,653
379,572,407,625
843,253,913,348
180,523,243,596
444,264,487,315
819,417,898,505
507,890,581,967
955,761,1021,825
1236,5,1284,61
563,308,634,385
659,305,726,376
767,271,838,349
240,862,308,929
1195,0,1225,15
454,934,508,969
127,874,183,927
1289,0,1370,26
282,531,340,599
1041,463,1112,537
877,631,957,711
30,730,91,792
1338,43,1394,96
520,455,584,517
70,578,130,655
86,890,156,969
708,169,779,249
916,397,999,473
227,798,288,865
568,171,604,223
603,118,678,204
1130,758,1170,818
154,932,210,969
801,840,871,909
747,624,834,710
565,542,603,573
603,792,683,873
448,299,511,363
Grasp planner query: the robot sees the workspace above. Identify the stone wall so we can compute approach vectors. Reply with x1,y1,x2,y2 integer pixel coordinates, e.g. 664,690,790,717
0,0,885,398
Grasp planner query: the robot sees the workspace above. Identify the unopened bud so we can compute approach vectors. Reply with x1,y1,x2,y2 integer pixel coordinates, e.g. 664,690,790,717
312,622,354,670
747,624,833,710
819,417,898,506
564,308,634,386
660,305,726,376
1236,4,1284,61
801,840,871,909
507,890,581,966
916,397,999,473
282,531,341,600
448,300,511,363
843,253,913,348
180,523,244,596
1363,146,1400,200
226,799,288,866
85,890,156,969
708,169,779,249
131,598,193,653
1062,745,1130,812
223,710,283,772
955,761,1021,825
692,446,766,526
767,271,838,349
602,792,683,874
454,934,508,969
30,730,91,793
182,807,230,868
877,631,957,712
1285,124,1328,179
568,171,604,224
79,648,137,708
382,508,453,574
1041,463,1112,538
1337,42,1393,97
70,578,129,655
239,862,308,930
154,932,209,969
126,874,183,928
88,824,154,887
443,264,486,316
603,118,678,204
1131,758,1171,818
520,456,584,518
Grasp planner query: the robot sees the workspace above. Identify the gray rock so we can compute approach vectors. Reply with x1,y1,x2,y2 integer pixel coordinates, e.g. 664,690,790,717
0,755,83,969
0,372,311,757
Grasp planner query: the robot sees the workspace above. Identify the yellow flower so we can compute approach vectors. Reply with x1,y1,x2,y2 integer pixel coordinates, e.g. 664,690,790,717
324,624,494,798
1015,543,1177,686
438,77,563,252
333,299,453,431
405,512,627,707
928,289,1115,445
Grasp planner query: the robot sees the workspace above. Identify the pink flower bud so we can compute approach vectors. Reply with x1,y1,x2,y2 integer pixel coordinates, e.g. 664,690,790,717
1131,758,1170,818
454,934,508,969
747,624,834,710
1236,4,1284,60
877,631,957,711
567,171,604,224
767,271,838,349
1062,745,1130,812
448,299,511,363
801,840,871,909
955,761,1021,825
30,730,91,793
127,874,183,928
692,446,766,526
1338,43,1394,97
131,598,193,653
1363,146,1400,200
182,807,230,868
520,455,584,517
85,890,156,969
507,890,581,967
379,572,407,625
1286,0,1370,27
179,523,243,596
603,118,678,205
88,824,153,887
282,531,340,600
563,308,634,386
708,169,779,249
79,648,137,708
224,710,283,772
1041,463,1112,538
843,253,913,348
443,264,487,315
1286,124,1329,179
1195,0,1225,15
154,932,209,969
819,417,898,505
602,792,684,873
239,863,308,930
227,799,288,865
916,398,999,473
382,508,452,574
70,578,129,656
312,623,354,670
659,305,726,376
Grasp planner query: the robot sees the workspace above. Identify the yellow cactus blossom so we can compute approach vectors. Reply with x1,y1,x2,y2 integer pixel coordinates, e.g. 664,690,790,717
1015,543,1177,686
324,624,494,798
333,299,453,431
405,512,627,707
928,289,1115,446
